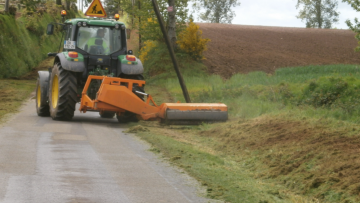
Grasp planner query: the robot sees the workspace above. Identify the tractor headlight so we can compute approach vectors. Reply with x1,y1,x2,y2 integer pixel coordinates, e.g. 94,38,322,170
121,25,125,30
82,22,87,27
115,24,120,29
77,22,82,27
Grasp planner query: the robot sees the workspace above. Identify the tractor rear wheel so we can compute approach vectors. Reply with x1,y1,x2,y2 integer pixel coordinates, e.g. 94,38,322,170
35,78,50,116
49,63,77,120
99,111,115,118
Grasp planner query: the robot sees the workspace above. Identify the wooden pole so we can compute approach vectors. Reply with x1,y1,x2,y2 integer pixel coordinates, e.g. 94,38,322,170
151,0,191,103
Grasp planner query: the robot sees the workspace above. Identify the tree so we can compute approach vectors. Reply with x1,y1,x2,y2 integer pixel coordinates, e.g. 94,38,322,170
194,0,240,23
296,0,339,29
342,0,360,51
121,0,189,42
4,0,9,12
104,0,123,16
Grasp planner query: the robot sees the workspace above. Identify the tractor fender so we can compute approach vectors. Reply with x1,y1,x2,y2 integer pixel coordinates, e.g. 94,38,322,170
38,71,50,98
56,53,85,72
118,58,144,75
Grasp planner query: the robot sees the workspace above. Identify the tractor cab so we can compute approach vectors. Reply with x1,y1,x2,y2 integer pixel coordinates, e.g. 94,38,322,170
46,14,142,88
65,20,125,56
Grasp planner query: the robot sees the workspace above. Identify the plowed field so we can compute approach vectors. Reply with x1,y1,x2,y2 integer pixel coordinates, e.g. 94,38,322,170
199,23,360,78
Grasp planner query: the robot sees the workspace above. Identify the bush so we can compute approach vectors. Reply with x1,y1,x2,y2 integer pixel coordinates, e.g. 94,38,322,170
139,40,156,63
9,5,17,15
177,20,210,60
301,77,349,107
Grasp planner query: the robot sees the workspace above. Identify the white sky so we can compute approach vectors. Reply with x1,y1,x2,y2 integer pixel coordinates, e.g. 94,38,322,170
194,0,359,29
81,0,359,29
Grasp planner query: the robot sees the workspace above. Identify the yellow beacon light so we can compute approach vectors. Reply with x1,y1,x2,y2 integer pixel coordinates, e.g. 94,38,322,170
61,10,67,17
114,14,120,21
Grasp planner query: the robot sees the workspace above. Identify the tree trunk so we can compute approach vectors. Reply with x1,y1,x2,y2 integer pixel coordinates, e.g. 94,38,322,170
316,0,322,28
66,0,71,10
4,0,9,12
167,0,176,50
139,0,141,50
56,0,62,6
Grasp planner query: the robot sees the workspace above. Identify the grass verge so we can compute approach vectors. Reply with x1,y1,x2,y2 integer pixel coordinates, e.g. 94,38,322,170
0,56,53,124
126,64,360,202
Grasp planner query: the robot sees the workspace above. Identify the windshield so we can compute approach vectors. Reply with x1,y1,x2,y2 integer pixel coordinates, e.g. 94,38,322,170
77,26,121,55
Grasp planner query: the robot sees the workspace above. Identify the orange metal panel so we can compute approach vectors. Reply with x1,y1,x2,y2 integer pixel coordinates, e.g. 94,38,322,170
79,76,228,121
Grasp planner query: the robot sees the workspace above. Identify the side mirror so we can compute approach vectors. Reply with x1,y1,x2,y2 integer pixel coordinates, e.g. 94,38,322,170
126,29,131,39
128,50,133,55
46,24,54,35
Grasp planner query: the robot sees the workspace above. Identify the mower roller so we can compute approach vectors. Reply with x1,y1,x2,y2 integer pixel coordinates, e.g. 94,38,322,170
35,10,228,123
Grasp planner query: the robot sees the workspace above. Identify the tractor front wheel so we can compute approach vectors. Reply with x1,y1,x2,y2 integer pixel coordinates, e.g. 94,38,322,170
99,111,115,118
35,78,50,116
49,63,77,120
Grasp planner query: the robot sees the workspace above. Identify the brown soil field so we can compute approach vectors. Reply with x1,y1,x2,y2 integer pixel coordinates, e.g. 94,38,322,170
199,23,360,78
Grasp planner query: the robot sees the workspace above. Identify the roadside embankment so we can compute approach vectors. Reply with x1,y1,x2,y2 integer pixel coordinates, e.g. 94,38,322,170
0,4,76,78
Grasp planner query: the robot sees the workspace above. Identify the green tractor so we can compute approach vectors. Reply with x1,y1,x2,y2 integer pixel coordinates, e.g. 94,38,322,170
36,12,144,122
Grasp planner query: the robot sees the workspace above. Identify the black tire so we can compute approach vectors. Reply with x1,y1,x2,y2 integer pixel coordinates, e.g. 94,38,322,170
116,111,139,123
99,111,115,118
35,78,50,116
48,63,77,120
116,74,145,123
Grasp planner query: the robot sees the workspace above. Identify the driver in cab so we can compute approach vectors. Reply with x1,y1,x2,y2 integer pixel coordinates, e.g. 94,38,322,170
86,29,109,54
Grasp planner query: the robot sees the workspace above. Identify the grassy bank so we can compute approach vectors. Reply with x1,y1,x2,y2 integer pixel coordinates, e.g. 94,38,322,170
0,57,53,124
0,4,78,78
127,63,360,202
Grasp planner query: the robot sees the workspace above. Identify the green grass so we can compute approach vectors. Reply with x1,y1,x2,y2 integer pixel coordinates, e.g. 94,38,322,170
0,80,36,123
139,63,360,202
0,3,78,78
134,130,292,203
147,64,360,123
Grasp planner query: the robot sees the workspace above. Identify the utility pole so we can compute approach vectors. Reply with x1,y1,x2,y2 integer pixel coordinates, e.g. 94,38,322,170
151,0,191,103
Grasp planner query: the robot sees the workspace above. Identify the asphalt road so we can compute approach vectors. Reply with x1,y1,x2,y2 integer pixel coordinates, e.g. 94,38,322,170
0,99,214,203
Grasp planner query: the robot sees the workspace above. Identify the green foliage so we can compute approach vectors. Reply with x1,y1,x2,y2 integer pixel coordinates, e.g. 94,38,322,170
139,40,156,63
149,64,360,122
296,0,339,28
103,0,123,16
177,20,210,60
300,77,349,107
342,0,360,51
141,41,207,78
20,0,41,12
193,0,240,23
120,0,189,42
0,2,66,78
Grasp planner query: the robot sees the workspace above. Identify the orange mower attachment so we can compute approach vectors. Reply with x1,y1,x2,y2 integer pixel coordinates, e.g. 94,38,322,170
79,76,228,122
